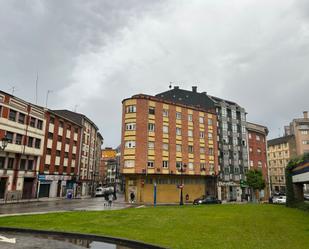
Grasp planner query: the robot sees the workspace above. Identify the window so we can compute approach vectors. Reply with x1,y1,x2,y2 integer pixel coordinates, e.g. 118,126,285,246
15,134,22,145
257,148,262,154
56,150,61,156
209,148,214,156
74,127,79,133
148,123,155,132
28,160,34,171
199,131,204,138
301,130,308,135
303,140,309,145
188,114,193,122
27,137,33,147
200,163,205,170
221,107,227,117
208,118,213,126
249,147,253,152
65,138,70,144
241,113,245,121
176,128,181,136
199,117,204,124
250,160,254,167
208,132,213,139
258,161,262,167
46,148,52,155
256,135,260,141
232,110,236,119
9,110,17,121
64,152,69,158
188,162,194,170
188,130,193,137
30,117,36,127
242,126,246,134
163,126,168,134
232,124,237,133
18,113,25,124
35,139,41,149
126,105,136,113
57,136,62,142
126,123,136,131
148,142,155,149
147,161,154,168
149,107,155,115
125,141,136,148
176,144,182,152
59,121,64,128
176,161,183,168
0,157,5,169
222,122,228,131
162,161,169,168
37,120,43,130
200,147,205,154
188,145,194,153
49,117,55,124
20,159,26,170
233,137,238,145
176,112,182,120
44,164,50,171
48,132,53,139
7,158,14,169
163,109,169,117
163,143,168,150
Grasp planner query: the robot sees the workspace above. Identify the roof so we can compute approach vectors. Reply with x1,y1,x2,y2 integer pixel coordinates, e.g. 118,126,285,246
155,86,215,111
52,109,98,130
246,122,269,136
267,135,295,146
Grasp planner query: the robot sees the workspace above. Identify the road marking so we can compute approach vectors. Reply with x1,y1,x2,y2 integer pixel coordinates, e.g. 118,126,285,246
0,235,16,244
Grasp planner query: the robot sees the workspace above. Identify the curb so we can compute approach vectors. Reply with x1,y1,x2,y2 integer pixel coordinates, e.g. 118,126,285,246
0,227,168,249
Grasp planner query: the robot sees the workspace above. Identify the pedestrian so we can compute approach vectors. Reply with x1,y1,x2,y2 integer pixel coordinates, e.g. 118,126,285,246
108,194,113,207
104,193,109,206
130,192,135,203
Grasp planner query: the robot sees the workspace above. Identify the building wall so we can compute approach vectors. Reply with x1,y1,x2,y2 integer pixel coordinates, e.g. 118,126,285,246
121,95,218,203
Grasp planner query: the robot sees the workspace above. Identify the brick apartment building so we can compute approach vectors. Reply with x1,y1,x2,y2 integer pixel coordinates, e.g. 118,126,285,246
37,110,82,198
0,91,45,200
246,122,269,199
52,110,103,196
155,87,249,202
101,147,117,185
121,90,219,203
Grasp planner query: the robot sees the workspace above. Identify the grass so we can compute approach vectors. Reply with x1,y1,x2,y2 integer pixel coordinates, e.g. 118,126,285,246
0,204,308,249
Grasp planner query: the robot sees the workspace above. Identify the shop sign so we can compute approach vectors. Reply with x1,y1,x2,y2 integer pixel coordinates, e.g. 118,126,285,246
218,181,238,187
38,175,72,181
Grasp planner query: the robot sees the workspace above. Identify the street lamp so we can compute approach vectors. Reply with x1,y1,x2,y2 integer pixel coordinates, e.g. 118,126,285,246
177,163,187,206
0,136,9,151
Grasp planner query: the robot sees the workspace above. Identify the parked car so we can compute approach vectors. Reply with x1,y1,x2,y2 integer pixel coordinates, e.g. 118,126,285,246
304,193,309,201
95,186,114,197
193,196,222,205
273,195,286,204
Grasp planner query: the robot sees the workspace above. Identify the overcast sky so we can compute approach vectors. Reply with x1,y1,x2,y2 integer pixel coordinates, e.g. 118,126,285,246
1,0,308,147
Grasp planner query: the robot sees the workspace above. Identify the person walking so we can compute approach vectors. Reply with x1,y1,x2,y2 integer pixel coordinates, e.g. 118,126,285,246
108,194,113,207
130,192,135,203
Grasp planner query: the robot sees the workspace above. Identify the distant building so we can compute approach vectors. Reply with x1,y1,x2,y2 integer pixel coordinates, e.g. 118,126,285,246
246,122,269,199
284,111,309,155
101,147,117,185
267,135,297,193
37,110,82,198
0,91,45,200
121,88,219,203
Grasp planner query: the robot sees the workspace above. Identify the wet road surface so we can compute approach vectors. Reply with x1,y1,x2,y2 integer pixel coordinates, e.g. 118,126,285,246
0,232,133,249
0,196,130,216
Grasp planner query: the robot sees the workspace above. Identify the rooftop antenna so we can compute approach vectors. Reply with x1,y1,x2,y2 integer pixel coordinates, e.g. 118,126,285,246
74,104,79,112
35,72,39,104
169,82,172,89
10,86,16,95
45,90,53,108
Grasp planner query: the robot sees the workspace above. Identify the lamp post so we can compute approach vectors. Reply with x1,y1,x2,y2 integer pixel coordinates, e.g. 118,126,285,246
0,136,9,151
177,163,187,206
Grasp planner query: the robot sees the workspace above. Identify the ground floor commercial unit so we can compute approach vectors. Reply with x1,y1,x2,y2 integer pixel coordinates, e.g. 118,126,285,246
123,174,217,204
37,174,76,198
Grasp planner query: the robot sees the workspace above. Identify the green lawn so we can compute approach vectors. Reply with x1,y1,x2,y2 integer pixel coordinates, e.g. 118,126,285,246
0,204,308,249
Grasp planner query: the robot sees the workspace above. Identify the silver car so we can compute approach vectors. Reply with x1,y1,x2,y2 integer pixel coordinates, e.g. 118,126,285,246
273,196,286,204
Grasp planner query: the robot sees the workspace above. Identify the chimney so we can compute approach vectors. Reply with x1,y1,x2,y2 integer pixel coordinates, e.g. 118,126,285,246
304,111,308,119
192,86,197,93
174,86,179,90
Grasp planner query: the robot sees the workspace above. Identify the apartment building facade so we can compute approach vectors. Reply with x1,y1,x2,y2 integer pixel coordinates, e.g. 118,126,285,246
0,91,45,200
52,110,103,196
268,135,297,193
37,110,82,198
246,122,269,198
101,147,117,185
208,96,249,202
121,91,219,203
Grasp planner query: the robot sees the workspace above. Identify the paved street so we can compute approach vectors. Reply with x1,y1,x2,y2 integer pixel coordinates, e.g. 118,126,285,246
0,195,130,216
0,232,132,249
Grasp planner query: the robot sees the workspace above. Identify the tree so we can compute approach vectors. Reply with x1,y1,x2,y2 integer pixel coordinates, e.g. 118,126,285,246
246,169,265,202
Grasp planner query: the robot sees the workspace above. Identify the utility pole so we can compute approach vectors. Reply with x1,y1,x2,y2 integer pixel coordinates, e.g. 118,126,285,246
45,90,52,108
